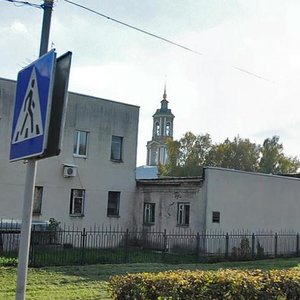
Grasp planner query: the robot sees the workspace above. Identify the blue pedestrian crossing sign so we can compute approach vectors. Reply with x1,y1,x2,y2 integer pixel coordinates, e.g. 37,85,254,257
10,50,56,161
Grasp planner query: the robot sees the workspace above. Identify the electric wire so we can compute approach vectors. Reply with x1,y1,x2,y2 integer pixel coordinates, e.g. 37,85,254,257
2,0,271,82
0,0,42,8
63,0,271,82
0,0,54,9
63,0,203,56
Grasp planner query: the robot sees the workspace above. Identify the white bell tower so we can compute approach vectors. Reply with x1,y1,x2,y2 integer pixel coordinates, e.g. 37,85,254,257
146,85,175,166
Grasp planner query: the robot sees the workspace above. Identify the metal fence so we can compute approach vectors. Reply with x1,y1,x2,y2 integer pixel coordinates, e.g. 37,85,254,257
1,223,300,266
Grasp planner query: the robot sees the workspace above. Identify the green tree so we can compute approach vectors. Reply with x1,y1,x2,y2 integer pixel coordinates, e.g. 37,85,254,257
258,136,300,174
159,138,180,176
160,132,300,177
211,136,260,172
159,132,213,176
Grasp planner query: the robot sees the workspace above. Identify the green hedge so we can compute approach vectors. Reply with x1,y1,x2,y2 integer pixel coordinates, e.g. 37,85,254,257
109,269,300,299
0,257,18,267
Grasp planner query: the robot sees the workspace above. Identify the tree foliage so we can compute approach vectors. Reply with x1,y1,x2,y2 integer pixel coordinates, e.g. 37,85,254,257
159,132,300,177
259,136,300,174
159,132,213,176
209,136,260,172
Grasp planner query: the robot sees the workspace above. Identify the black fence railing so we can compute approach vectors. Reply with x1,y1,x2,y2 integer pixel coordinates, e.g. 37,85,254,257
1,223,299,266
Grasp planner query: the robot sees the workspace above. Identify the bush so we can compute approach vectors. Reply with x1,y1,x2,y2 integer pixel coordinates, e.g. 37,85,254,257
109,269,300,299
0,256,18,266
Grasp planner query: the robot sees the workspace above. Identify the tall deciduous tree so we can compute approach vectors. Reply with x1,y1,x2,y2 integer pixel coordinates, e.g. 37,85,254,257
160,133,300,177
159,132,213,176
210,136,260,172
258,136,300,174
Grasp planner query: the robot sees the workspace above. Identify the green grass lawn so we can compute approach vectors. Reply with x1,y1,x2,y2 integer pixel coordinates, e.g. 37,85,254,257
1,258,300,300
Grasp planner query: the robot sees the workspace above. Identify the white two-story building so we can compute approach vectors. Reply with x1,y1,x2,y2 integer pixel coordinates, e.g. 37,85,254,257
0,77,139,229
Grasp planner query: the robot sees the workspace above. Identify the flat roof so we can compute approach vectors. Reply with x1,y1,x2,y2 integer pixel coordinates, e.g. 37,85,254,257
0,77,139,109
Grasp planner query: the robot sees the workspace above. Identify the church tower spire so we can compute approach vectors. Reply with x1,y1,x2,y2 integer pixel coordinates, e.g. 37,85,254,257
146,85,175,166
161,83,168,110
163,83,167,100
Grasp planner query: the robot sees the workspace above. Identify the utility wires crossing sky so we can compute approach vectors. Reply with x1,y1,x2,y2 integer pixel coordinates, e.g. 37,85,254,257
2,0,271,82
63,0,270,82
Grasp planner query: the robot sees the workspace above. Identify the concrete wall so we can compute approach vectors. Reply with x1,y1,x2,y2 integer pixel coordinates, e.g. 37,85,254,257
204,167,300,233
136,178,205,232
0,77,139,229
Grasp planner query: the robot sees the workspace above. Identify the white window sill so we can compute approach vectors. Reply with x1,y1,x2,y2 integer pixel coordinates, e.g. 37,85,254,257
69,214,84,217
73,154,87,159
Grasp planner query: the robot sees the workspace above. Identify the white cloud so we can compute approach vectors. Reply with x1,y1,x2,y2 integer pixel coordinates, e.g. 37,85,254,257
11,21,28,34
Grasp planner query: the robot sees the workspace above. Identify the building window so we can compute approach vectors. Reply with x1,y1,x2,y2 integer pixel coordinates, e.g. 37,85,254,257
107,191,120,217
33,186,43,215
70,189,85,216
212,211,220,223
143,203,155,224
166,122,170,136
155,122,160,136
177,203,190,226
73,130,88,157
111,135,123,161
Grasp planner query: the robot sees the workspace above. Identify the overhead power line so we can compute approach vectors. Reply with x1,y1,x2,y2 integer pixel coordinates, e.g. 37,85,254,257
0,0,54,9
0,0,42,8
63,0,271,82
233,66,270,81
63,0,203,56
3,0,271,82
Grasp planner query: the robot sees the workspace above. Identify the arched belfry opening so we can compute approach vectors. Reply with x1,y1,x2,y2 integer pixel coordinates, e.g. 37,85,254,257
146,85,175,166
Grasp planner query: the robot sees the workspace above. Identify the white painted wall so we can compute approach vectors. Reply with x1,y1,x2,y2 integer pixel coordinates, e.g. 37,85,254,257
0,78,139,229
204,167,300,233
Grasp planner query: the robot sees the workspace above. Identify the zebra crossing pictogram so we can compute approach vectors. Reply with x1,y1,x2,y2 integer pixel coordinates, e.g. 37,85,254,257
12,67,43,144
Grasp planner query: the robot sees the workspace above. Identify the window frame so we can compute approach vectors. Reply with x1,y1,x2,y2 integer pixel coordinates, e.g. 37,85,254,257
177,202,190,226
212,211,220,223
73,130,88,157
107,191,120,217
143,203,155,225
69,189,85,217
111,135,123,162
33,186,43,215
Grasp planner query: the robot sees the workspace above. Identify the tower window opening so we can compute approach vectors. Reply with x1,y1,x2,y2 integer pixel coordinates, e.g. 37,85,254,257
155,122,160,136
166,122,170,136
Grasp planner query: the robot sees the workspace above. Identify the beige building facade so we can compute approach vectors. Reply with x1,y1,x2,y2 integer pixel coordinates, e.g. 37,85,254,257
204,167,300,233
1,77,300,234
0,77,139,229
137,167,300,233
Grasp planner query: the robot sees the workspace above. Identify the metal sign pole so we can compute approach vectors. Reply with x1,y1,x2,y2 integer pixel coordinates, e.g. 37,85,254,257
15,1,53,299
15,160,37,300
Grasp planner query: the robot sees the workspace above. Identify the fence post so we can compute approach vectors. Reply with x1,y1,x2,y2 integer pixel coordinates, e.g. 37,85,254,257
161,229,168,262
251,233,255,259
296,233,299,257
81,228,86,265
196,232,200,260
225,233,229,259
124,228,129,263
274,233,278,258
164,229,168,251
29,226,35,267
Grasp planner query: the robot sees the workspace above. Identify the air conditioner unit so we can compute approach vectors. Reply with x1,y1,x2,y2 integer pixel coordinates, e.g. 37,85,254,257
63,165,77,177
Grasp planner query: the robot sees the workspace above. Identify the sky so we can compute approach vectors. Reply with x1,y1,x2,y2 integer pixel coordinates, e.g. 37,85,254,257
1,0,300,166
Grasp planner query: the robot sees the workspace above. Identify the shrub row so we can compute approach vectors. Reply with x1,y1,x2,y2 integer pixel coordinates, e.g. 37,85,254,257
109,268,300,299
0,256,18,267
